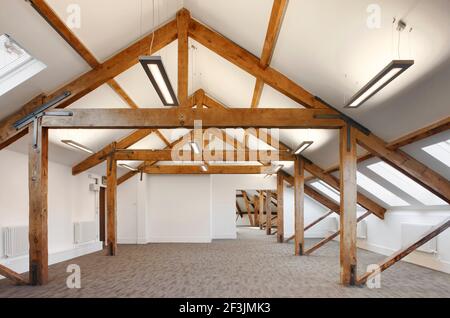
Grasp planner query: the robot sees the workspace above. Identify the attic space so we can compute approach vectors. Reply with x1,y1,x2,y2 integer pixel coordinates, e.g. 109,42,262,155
0,0,449,300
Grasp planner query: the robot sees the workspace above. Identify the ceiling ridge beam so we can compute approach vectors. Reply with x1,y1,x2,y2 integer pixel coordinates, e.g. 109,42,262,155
251,0,289,108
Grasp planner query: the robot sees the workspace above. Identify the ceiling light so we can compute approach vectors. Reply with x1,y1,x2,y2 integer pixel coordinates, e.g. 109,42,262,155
345,60,414,108
61,140,94,154
200,164,208,172
139,56,178,106
119,164,138,172
264,164,283,176
294,141,313,155
189,141,201,154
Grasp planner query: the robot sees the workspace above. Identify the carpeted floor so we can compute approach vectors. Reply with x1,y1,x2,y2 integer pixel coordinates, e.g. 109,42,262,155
0,227,449,298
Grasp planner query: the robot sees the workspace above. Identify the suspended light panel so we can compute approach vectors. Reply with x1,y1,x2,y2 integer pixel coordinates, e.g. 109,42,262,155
139,56,179,106
345,60,414,108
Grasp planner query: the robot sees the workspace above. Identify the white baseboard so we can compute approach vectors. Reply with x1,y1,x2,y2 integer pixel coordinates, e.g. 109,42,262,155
0,241,103,279
148,236,212,243
357,240,450,274
213,233,237,240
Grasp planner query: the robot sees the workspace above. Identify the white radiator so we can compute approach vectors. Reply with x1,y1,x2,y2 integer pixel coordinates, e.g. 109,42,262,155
401,223,437,254
74,221,97,244
3,226,29,258
357,220,367,239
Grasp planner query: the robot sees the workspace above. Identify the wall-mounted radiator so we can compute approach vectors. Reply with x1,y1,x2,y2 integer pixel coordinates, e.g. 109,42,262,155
74,221,97,244
3,226,29,258
401,223,437,254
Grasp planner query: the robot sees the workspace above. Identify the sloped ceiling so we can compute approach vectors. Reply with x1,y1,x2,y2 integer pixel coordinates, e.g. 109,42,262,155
1,0,449,180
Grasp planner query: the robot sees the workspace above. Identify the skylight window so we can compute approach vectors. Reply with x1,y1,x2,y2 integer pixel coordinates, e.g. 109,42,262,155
0,34,46,96
310,180,341,203
367,162,447,206
422,139,450,168
356,171,409,207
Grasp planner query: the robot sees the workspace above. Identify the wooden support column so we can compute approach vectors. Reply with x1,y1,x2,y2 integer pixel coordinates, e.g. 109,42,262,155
241,191,254,226
106,152,117,256
253,195,260,226
28,118,48,285
265,191,272,235
259,194,265,230
339,125,358,286
277,172,284,242
294,157,305,255
177,9,190,105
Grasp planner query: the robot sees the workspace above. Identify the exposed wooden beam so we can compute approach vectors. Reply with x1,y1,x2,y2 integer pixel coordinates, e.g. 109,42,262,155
304,212,370,256
251,0,288,108
355,130,450,204
106,154,117,256
259,194,265,230
115,149,293,161
143,165,267,175
72,129,153,175
106,80,139,109
265,191,272,235
253,195,260,226
276,172,284,242
241,191,254,226
0,17,177,148
177,9,190,105
294,157,305,255
357,218,450,285
41,108,344,129
303,160,385,219
188,18,327,109
285,211,334,243
154,130,171,147
0,264,28,286
28,119,48,285
236,201,243,218
313,117,450,177
339,125,358,286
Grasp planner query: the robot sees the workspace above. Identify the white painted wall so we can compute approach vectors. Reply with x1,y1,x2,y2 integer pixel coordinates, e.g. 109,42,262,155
359,209,450,273
211,174,276,239
0,149,102,275
147,175,212,243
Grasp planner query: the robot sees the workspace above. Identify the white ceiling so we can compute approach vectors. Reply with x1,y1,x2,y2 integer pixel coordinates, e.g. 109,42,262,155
1,0,449,183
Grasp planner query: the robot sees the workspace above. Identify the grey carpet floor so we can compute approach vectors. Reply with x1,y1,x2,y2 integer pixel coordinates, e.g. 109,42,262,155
0,227,449,298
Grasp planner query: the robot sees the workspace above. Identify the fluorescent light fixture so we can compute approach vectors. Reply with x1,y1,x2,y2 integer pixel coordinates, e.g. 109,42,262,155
200,164,208,172
189,141,201,154
294,141,313,155
422,140,450,168
264,164,284,176
273,164,284,173
139,56,178,106
61,140,94,154
345,60,414,108
0,34,47,97
119,164,138,172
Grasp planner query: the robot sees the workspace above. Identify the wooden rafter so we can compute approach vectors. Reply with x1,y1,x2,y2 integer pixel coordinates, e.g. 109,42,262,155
177,9,190,105
0,14,177,148
251,0,289,108
0,264,28,286
355,130,450,203
304,212,371,256
312,116,450,178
